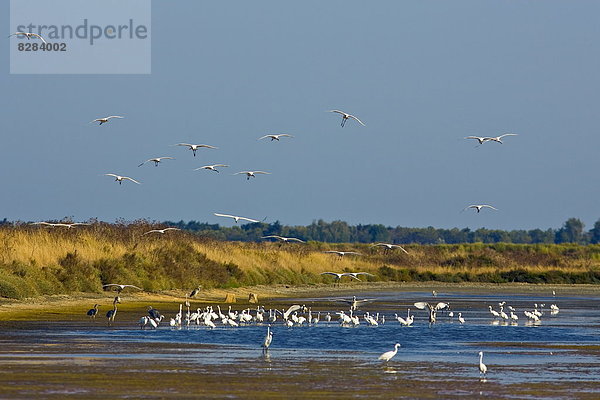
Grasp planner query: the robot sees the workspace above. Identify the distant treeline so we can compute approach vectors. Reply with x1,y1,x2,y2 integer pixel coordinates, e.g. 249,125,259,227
162,217,600,245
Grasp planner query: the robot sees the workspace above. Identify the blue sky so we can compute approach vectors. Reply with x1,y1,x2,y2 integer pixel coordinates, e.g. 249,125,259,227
2,1,600,230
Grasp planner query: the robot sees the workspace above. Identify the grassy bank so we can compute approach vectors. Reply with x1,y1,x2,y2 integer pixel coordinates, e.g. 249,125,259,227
1,223,600,299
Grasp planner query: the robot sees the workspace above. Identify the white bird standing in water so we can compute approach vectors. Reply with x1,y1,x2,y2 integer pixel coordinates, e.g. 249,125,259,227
262,326,273,350
478,351,488,376
378,343,401,362
329,110,365,127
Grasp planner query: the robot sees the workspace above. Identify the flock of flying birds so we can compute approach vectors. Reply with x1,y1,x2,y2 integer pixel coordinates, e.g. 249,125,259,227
9,29,516,215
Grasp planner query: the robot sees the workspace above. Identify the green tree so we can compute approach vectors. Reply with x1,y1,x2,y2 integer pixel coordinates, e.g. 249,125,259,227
590,219,600,244
555,218,586,244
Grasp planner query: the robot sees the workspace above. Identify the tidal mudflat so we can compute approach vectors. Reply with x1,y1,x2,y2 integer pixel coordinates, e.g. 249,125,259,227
0,287,599,399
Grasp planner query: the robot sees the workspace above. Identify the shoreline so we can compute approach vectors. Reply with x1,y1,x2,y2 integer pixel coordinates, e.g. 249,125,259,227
0,281,598,320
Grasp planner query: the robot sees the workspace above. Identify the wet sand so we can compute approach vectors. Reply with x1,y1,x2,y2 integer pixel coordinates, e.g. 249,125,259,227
1,283,599,399
1,281,597,320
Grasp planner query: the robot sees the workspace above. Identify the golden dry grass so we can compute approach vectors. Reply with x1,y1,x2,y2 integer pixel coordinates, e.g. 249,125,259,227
1,223,599,299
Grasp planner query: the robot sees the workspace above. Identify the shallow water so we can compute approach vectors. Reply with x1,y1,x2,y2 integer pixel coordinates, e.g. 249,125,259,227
1,290,599,399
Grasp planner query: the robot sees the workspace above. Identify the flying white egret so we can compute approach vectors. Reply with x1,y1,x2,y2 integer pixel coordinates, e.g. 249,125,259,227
478,351,487,376
336,295,375,311
8,31,47,43
278,304,303,320
143,227,180,235
342,272,375,281
464,136,490,144
329,110,365,127
235,171,271,180
138,157,175,167
258,134,294,141
90,116,124,125
213,213,260,223
464,204,498,213
195,164,229,173
320,272,346,285
371,243,409,254
322,250,362,258
102,283,142,293
175,143,218,156
31,222,89,228
486,133,518,144
261,235,305,243
378,343,401,362
414,302,447,323
104,174,141,185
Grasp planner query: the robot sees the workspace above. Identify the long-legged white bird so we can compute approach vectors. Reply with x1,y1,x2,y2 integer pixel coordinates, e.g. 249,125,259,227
8,32,47,43
138,157,175,167
104,174,141,185
464,204,498,213
262,326,273,350
329,110,365,127
235,171,271,180
214,213,260,223
378,343,401,362
175,143,218,156
90,116,124,125
258,134,294,141
195,164,229,173
478,351,488,376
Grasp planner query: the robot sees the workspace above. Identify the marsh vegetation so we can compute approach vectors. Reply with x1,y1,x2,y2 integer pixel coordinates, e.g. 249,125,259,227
1,222,599,299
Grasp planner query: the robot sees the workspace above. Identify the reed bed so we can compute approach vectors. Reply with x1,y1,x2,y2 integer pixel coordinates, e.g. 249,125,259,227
0,223,599,299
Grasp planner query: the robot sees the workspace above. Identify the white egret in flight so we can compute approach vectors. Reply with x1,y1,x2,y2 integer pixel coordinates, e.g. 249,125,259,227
329,110,365,127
